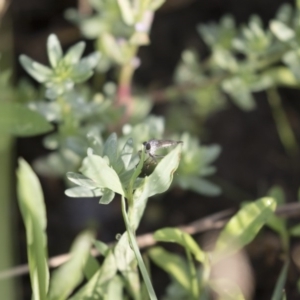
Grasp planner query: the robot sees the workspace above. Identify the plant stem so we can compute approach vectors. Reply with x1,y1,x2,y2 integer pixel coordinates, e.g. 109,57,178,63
267,88,299,157
121,196,158,300
185,246,199,299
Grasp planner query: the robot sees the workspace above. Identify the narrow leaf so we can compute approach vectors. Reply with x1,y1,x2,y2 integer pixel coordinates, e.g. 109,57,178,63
117,0,134,25
154,228,205,263
48,230,94,300
65,186,103,198
17,159,49,300
19,55,53,83
271,261,289,300
64,42,86,65
148,247,190,291
99,189,115,204
214,197,276,259
47,34,63,68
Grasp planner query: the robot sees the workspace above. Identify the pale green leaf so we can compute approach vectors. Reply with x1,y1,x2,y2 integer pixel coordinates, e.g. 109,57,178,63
65,186,103,198
47,34,63,68
99,189,115,204
17,159,49,300
117,0,134,25
154,228,205,263
70,250,117,299
64,42,86,65
210,279,246,300
19,55,53,83
48,230,94,300
270,20,295,42
0,103,53,137
80,150,124,196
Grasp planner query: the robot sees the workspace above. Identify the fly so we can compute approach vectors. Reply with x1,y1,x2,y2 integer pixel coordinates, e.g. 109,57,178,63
143,139,183,161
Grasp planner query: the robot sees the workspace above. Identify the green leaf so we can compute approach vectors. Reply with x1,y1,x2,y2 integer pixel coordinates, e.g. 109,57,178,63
271,261,289,300
66,172,98,188
83,255,100,280
270,20,295,42
70,250,117,299
114,233,135,272
154,228,205,263
94,240,109,256
148,247,190,291
0,103,53,136
17,158,49,300
65,186,103,198
214,197,276,259
222,77,256,110
47,34,63,68
80,149,125,196
99,189,115,204
106,276,124,300
289,223,300,236
117,0,134,25
103,133,118,168
48,230,94,300
64,42,86,65
129,144,182,230
19,55,53,83
177,176,221,196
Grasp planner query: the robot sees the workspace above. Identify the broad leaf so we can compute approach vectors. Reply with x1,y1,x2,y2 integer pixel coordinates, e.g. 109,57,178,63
80,149,124,196
0,103,53,136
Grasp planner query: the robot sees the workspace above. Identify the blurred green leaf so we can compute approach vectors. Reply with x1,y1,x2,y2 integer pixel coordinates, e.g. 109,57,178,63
19,55,53,83
83,254,100,280
48,230,94,300
70,250,117,299
148,247,190,292
154,228,205,263
271,261,289,300
106,276,124,300
47,34,63,68
117,0,134,25
99,188,115,204
270,20,295,42
64,42,86,65
0,103,53,136
214,197,276,259
65,186,103,198
17,159,49,300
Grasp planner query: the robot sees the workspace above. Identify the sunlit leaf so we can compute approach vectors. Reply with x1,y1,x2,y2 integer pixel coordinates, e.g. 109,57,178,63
214,197,276,259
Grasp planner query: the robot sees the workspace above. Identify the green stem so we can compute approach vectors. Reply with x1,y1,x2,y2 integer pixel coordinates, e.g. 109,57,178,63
267,88,299,157
185,246,199,299
121,196,158,300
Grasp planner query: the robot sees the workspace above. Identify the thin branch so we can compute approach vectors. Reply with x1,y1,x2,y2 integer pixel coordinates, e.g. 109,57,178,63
1,203,300,280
